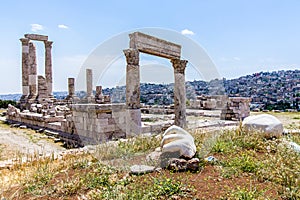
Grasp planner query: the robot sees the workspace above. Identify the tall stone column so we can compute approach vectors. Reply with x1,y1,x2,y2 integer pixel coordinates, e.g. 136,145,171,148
171,59,188,128
85,68,94,103
28,42,37,101
124,48,141,137
44,41,53,98
20,38,30,102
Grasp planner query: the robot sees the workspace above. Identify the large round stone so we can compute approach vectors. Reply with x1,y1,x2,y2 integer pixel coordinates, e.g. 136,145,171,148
242,114,283,138
161,125,196,159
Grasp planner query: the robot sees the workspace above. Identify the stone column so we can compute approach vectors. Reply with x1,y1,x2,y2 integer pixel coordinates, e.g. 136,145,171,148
68,78,75,97
95,86,103,103
85,68,94,103
44,41,53,98
20,38,30,101
171,59,188,128
28,42,37,101
65,78,79,103
124,48,141,137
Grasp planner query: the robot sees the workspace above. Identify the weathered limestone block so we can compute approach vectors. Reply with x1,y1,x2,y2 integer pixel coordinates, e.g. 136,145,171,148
129,32,181,59
37,75,48,102
126,109,141,137
242,114,283,138
25,34,48,41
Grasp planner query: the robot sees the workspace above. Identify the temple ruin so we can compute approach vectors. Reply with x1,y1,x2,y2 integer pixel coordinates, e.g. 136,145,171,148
20,34,54,109
7,32,251,147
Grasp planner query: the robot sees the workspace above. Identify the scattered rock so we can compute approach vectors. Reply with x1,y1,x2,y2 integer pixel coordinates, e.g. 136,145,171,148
167,158,200,171
130,165,155,175
242,114,283,138
146,151,162,165
19,125,27,129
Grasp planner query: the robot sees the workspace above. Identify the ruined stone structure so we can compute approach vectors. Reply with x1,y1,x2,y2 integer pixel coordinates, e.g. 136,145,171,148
220,97,251,120
8,32,206,147
124,32,187,136
188,95,228,110
20,34,54,108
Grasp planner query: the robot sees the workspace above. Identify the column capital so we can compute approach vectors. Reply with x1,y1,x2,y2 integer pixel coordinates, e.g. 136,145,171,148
44,40,53,48
123,48,139,65
20,38,30,46
171,59,188,74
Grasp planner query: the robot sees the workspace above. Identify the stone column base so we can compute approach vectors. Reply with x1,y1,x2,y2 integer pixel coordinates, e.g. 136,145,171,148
126,109,141,137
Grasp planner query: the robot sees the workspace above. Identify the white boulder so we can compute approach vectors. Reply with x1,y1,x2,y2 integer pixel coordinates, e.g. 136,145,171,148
242,114,283,137
161,125,196,159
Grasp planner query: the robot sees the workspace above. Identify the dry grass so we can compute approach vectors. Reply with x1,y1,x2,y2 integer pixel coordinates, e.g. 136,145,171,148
0,114,300,199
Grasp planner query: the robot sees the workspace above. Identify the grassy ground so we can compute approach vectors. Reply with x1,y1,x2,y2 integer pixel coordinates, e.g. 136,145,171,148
0,112,299,199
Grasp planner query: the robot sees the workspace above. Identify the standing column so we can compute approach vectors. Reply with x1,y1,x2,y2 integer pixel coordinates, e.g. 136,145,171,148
65,78,79,103
20,38,30,102
44,40,53,98
123,48,141,137
95,86,103,103
86,69,94,103
28,42,37,101
171,59,188,128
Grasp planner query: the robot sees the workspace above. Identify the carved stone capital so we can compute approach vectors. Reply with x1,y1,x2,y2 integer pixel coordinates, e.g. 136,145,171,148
20,38,30,46
123,48,139,65
171,59,188,74
44,41,53,48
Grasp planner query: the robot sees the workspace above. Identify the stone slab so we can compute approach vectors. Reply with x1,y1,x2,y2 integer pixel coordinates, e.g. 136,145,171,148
129,32,181,59
25,34,48,41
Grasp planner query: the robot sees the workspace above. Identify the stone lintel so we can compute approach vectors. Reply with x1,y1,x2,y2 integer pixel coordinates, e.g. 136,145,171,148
129,32,181,59
24,34,48,41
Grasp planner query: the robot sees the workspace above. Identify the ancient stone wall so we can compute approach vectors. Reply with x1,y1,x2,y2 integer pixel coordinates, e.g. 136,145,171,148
220,97,251,120
66,104,127,144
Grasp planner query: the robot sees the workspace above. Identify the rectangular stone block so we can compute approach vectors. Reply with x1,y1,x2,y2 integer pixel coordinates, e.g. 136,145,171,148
129,32,181,59
25,34,48,41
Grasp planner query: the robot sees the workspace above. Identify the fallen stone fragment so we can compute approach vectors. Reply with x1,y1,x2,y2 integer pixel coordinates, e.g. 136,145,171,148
242,114,283,138
161,125,196,159
130,165,155,175
167,157,200,171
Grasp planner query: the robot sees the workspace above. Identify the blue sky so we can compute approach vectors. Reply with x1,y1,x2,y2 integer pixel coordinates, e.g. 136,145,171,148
0,0,299,94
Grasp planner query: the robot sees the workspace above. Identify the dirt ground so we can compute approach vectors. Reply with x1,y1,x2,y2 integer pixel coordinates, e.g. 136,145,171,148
0,121,65,162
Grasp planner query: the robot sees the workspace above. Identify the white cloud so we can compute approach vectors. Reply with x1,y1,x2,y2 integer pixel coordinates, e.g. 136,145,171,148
181,29,195,35
233,57,241,61
30,24,44,32
58,24,69,29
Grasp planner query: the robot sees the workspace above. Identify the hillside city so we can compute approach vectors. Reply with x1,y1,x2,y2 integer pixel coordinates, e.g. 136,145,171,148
1,69,299,111
106,69,300,111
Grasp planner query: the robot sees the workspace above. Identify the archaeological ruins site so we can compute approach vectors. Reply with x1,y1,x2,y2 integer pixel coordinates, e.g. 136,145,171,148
7,32,251,147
